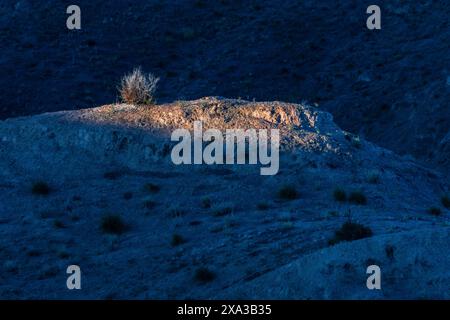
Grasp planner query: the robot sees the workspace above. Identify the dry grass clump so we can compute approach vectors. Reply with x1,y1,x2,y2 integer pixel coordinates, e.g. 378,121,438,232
100,214,128,235
31,181,51,196
329,221,373,245
119,67,159,105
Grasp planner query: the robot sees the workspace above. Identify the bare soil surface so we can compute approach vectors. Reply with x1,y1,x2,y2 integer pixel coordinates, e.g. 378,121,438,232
0,98,449,299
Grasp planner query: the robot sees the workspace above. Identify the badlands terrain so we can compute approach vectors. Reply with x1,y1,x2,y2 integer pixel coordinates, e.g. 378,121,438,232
0,0,449,300
0,0,449,169
0,97,449,299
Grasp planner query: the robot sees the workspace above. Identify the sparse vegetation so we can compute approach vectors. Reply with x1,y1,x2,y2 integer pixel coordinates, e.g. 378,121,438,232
31,181,51,196
385,244,395,260
57,250,70,259
213,205,233,217
278,212,293,223
257,202,270,210
224,218,239,229
168,207,186,218
38,266,58,280
53,220,65,229
210,225,224,233
333,188,347,202
345,133,361,148
348,191,367,205
333,188,366,204
441,195,450,209
144,183,160,194
119,67,159,105
103,171,122,180
367,170,381,184
201,197,212,209
351,136,362,148
194,267,216,283
40,211,60,219
123,192,133,200
70,214,81,222
171,234,186,246
180,27,196,40
428,207,442,216
328,211,339,217
27,249,42,257
277,184,298,200
365,258,380,267
329,221,373,245
4,260,19,274
143,198,157,210
280,221,294,230
100,214,127,235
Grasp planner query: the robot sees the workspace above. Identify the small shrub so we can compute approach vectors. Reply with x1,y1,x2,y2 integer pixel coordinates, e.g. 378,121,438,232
70,214,80,222
57,250,70,259
103,171,122,180
278,212,293,222
329,221,373,245
367,170,381,184
194,0,206,8
348,191,367,205
428,207,442,216
40,211,60,219
210,225,224,233
328,211,339,217
194,267,216,283
53,220,65,229
213,205,233,217
171,234,186,246
277,185,298,200
119,67,159,105
351,136,362,149
333,188,347,202
345,132,361,146
160,143,171,157
27,249,42,257
123,192,133,200
101,214,127,235
365,258,380,267
38,266,58,280
367,175,380,184
144,183,160,194
143,198,157,210
224,218,239,229
280,221,294,230
31,181,51,195
257,202,270,210
180,27,195,40
201,197,212,209
441,195,450,209
4,260,19,274
385,245,395,260
168,207,186,218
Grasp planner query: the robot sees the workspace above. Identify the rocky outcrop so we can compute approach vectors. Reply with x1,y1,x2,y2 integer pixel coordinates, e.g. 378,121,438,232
0,97,357,179
0,98,448,299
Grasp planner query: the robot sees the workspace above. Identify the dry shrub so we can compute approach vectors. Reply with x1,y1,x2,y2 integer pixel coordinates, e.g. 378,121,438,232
119,67,159,105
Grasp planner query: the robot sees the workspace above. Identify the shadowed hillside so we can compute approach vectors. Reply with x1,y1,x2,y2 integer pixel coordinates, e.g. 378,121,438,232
0,0,449,170
0,98,449,299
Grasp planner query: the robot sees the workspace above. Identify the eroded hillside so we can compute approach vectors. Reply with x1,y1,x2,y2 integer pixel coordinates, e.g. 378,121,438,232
0,98,449,299
1,0,449,171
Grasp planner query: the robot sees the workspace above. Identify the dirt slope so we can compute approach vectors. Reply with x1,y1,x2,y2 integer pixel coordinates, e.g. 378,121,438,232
1,0,449,170
0,98,449,299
